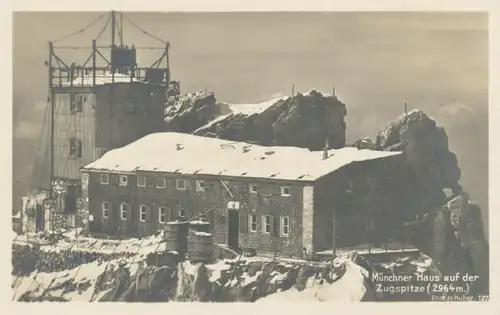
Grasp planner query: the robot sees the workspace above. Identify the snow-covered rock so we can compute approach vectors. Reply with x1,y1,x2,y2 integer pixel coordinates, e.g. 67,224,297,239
165,90,347,150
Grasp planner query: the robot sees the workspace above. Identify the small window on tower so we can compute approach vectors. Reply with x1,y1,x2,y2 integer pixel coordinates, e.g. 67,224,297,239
196,180,205,191
125,98,136,113
280,186,291,196
70,93,83,113
69,139,82,158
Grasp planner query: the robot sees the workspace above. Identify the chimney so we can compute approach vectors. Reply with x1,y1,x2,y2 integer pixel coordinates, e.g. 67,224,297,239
322,136,330,160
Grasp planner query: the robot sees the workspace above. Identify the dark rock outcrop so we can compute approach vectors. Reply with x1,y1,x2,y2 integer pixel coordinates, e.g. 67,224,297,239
375,110,462,208
356,109,488,295
409,194,489,296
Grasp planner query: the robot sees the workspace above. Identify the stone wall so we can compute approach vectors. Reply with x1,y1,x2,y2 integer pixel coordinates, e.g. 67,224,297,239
49,179,88,231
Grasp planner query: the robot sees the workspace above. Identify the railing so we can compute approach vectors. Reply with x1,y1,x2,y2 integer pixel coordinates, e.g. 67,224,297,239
50,66,169,88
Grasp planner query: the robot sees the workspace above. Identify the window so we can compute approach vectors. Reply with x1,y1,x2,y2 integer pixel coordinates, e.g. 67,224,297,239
159,207,167,223
70,93,83,113
156,177,166,188
346,181,353,193
124,98,136,113
366,218,375,231
100,174,109,185
179,208,186,218
249,214,257,232
139,205,147,222
196,180,205,192
250,184,258,194
280,186,291,196
119,175,128,186
102,202,109,219
69,139,82,158
120,203,128,220
262,215,271,234
281,216,290,237
137,176,146,187
176,179,186,190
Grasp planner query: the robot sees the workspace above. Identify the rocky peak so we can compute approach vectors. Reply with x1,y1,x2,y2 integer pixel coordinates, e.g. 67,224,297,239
372,109,462,208
164,90,347,150
164,91,221,133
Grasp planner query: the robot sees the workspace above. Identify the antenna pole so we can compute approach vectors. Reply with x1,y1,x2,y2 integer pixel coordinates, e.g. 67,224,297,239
49,41,55,234
332,209,337,260
292,84,295,96
111,11,116,80
166,42,170,69
92,40,96,87
111,10,116,48
120,12,124,47
48,41,54,195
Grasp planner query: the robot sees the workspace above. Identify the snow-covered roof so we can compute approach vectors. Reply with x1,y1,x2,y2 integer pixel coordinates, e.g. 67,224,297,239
81,132,402,182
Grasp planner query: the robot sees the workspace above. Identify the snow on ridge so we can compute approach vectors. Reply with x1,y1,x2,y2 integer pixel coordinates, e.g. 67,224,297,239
225,96,288,116
194,97,286,133
194,114,232,133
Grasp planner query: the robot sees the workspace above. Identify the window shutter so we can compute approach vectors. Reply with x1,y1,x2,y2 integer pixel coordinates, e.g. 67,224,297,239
272,215,280,237
166,207,172,222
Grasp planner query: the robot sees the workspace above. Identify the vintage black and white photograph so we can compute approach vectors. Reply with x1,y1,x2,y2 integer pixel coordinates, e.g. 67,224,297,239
11,10,489,302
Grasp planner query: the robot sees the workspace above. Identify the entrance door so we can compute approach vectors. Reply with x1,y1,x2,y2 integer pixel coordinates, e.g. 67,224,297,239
65,185,78,213
227,210,239,249
35,204,44,232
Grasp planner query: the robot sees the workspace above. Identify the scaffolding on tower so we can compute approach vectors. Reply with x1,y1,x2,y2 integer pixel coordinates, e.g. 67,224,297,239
22,11,178,234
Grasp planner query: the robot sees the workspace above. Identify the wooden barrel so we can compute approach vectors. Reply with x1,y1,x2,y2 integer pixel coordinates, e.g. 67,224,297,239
188,219,211,233
164,221,189,255
188,232,213,263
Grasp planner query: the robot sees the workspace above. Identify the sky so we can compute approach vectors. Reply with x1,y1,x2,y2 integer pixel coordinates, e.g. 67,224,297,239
12,12,488,234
